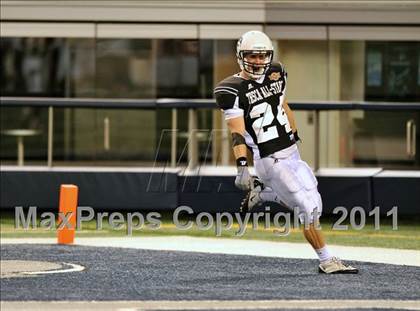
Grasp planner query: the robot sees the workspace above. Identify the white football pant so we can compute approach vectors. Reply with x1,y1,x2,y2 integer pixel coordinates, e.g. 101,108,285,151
254,145,322,223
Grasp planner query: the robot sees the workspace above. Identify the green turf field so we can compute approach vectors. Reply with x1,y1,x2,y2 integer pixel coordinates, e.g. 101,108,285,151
1,211,419,250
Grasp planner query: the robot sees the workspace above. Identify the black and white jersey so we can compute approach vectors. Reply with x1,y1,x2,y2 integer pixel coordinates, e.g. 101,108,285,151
214,63,295,159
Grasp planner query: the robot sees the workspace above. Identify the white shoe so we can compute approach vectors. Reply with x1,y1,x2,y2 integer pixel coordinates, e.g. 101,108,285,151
240,178,264,213
318,257,359,274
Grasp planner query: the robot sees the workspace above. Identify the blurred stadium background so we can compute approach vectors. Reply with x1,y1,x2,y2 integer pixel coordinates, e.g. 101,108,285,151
0,0,419,215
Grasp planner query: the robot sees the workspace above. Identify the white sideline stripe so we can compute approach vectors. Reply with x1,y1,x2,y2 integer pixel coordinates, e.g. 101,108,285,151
0,165,180,173
22,262,85,275
316,167,383,177
1,300,420,310
2,237,420,267
0,165,243,176
181,166,256,176
2,165,419,178
376,170,420,178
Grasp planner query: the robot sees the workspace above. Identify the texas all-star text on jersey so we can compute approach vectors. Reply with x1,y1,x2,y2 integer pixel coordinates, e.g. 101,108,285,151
245,79,284,105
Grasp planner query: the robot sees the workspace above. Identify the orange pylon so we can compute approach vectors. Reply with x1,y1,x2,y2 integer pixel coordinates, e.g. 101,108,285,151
57,184,78,244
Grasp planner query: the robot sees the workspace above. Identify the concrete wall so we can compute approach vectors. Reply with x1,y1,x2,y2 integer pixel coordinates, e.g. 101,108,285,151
2,1,419,24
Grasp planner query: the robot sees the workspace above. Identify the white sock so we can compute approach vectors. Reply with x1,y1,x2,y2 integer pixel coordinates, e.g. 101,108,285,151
315,246,333,263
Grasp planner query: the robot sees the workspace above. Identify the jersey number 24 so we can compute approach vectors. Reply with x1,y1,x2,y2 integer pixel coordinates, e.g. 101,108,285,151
250,101,292,143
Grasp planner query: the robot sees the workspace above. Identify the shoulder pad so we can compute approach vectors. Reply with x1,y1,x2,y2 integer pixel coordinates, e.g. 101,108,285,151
214,75,243,96
269,62,287,76
214,75,243,110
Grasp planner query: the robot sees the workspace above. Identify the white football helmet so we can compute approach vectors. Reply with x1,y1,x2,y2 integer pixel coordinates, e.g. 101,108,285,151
236,30,274,80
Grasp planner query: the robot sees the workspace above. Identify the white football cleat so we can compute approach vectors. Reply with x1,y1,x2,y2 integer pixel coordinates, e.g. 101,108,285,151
240,178,264,213
318,257,359,274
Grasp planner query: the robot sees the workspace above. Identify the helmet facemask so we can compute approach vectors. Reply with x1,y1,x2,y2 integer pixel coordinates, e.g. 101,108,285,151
239,50,273,79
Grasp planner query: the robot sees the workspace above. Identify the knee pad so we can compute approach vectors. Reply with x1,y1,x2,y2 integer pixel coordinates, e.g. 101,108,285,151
296,190,323,224
296,160,318,191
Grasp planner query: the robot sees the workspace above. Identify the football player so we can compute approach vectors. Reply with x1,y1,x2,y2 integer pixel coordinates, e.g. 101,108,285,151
214,30,358,274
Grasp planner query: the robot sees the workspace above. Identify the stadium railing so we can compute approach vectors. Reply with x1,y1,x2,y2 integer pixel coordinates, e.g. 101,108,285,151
1,97,419,170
